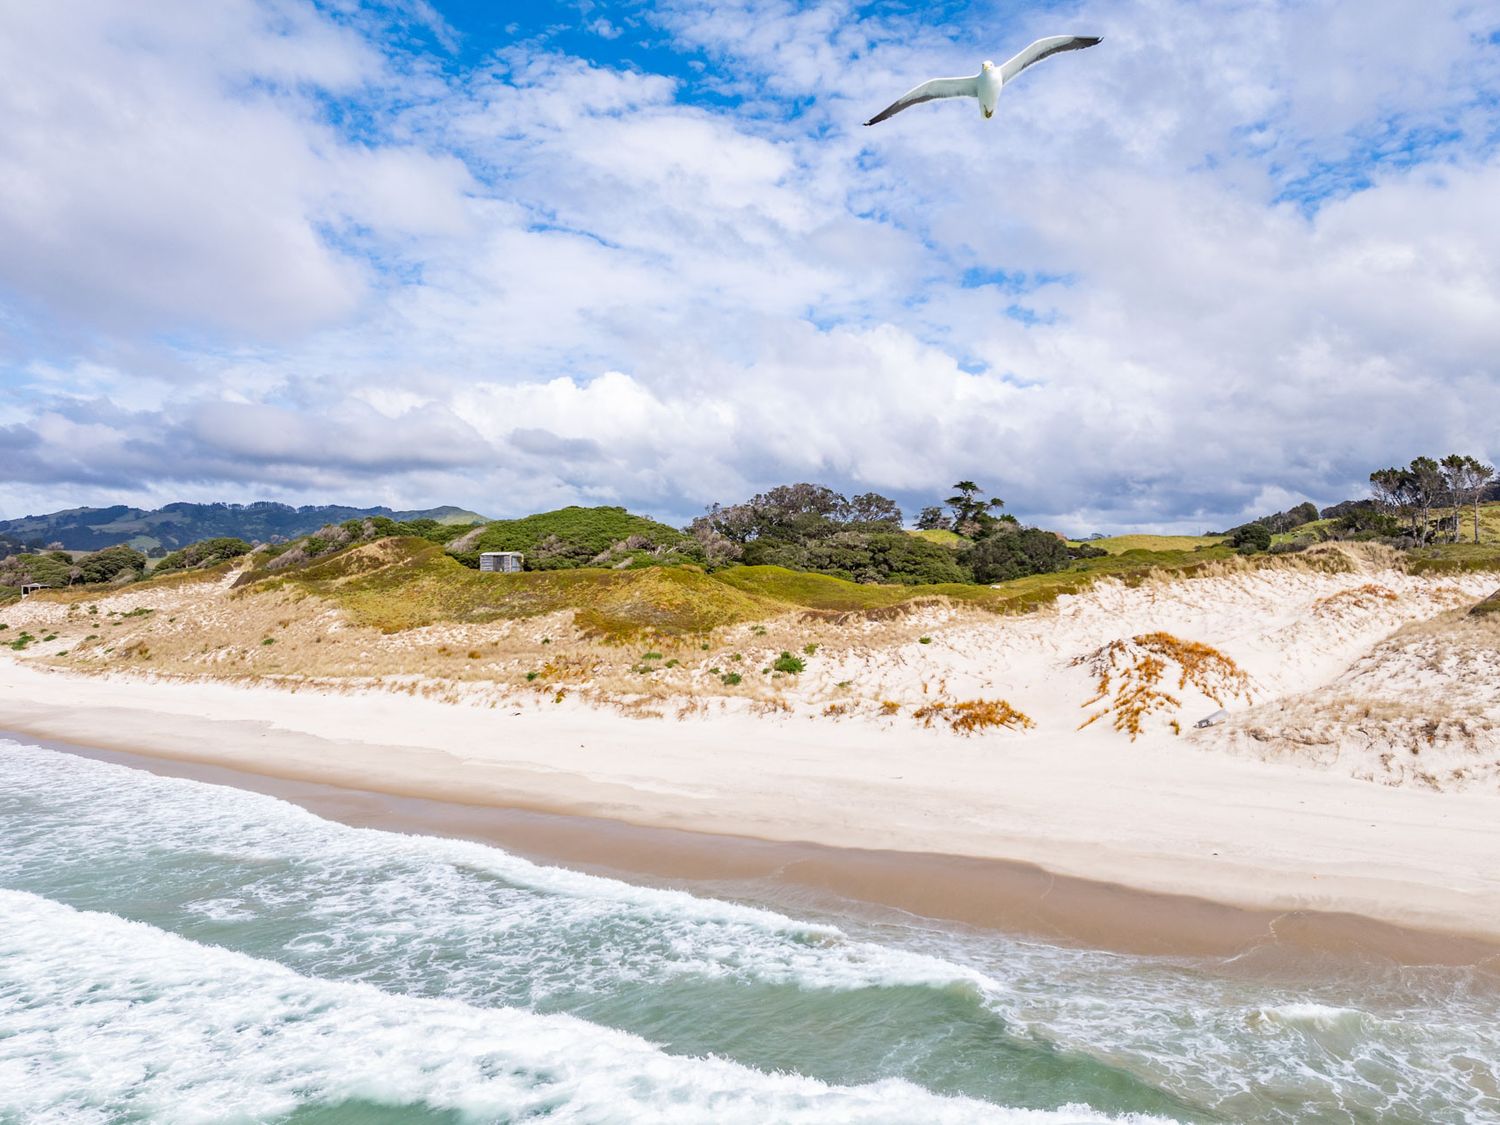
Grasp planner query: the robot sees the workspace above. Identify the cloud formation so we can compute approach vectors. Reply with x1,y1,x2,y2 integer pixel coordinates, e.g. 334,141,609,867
0,0,1496,533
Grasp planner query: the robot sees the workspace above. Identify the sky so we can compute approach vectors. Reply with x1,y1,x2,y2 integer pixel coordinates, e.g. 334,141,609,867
1,0,1497,534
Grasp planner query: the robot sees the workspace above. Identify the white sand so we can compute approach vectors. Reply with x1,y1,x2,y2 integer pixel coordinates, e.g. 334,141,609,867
2,656,1499,944
2,550,1497,942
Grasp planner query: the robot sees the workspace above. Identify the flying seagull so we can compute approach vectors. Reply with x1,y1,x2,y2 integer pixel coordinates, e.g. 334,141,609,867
864,35,1102,126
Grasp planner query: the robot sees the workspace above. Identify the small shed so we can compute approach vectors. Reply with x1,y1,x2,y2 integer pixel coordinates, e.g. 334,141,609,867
20,583,50,599
479,551,524,574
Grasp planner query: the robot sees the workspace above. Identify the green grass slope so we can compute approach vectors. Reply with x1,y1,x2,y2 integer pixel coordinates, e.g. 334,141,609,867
1066,534,1226,554
261,539,771,637
253,538,1239,639
906,528,966,548
457,506,692,568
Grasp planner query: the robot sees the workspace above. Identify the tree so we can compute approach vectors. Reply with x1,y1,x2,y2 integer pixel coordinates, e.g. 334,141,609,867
77,545,146,585
944,481,1006,538
1445,455,1496,544
1228,522,1272,552
1470,459,1496,544
845,492,904,530
1370,458,1445,544
1288,501,1319,527
915,505,952,531
1434,459,1470,546
692,483,888,546
964,527,1069,584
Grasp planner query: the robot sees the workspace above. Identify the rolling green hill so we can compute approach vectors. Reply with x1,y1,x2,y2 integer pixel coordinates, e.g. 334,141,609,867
1066,534,1227,554
452,506,696,570
0,502,486,554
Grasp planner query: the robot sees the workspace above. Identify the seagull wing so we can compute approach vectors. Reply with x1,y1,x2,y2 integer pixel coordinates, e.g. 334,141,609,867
999,35,1102,84
864,74,979,126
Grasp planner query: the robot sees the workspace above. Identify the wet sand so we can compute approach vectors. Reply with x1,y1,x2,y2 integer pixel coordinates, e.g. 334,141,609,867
13,729,1499,969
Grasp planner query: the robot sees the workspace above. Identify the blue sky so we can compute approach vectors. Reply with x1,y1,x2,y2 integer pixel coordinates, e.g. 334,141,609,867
0,0,1497,533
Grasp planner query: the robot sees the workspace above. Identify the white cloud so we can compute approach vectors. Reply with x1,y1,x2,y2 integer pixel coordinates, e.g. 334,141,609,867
1,0,1497,534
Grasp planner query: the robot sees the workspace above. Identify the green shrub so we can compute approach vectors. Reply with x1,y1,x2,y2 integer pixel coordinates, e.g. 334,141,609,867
772,651,805,674
720,671,742,686
456,506,698,571
965,528,1070,584
154,537,252,573
1227,523,1273,553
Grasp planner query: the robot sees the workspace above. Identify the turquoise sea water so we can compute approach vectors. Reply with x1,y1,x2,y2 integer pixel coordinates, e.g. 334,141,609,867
1,738,1497,1124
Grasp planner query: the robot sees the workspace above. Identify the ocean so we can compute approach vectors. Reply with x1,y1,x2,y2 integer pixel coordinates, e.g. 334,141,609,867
1,738,1496,1124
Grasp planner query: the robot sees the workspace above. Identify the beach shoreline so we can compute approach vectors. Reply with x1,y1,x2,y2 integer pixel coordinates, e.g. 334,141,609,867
5,656,1499,966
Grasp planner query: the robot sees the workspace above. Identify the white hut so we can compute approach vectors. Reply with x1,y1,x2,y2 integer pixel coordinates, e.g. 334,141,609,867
479,551,524,573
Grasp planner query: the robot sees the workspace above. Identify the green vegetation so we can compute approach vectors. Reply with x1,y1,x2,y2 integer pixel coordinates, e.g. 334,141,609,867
690,483,968,583
1368,455,1493,546
234,516,471,582
455,506,697,571
1404,542,1500,576
259,539,774,638
1228,523,1272,553
0,543,146,592
695,480,1091,587
907,528,965,547
0,501,484,554
154,538,252,573
966,528,1070,583
245,534,1247,642
772,651,806,674
1066,534,1226,554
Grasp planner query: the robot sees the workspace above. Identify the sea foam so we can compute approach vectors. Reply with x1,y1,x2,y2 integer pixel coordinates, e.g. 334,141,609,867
0,889,1175,1125
0,740,1000,1004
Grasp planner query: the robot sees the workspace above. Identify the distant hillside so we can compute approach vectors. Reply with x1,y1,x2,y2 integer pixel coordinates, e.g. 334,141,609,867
0,502,486,554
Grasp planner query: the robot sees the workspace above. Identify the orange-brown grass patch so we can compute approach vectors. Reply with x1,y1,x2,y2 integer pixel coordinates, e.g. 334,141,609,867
1311,583,1399,616
912,698,1034,735
1074,632,1251,740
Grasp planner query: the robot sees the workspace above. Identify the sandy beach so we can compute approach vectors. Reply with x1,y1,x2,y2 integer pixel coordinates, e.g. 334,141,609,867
4,642,1499,956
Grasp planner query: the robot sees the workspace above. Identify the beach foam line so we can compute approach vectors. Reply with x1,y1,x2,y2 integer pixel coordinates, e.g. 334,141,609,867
0,739,1001,1001
0,889,1178,1125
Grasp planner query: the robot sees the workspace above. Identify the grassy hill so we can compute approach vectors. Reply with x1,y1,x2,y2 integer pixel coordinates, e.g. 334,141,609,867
907,528,966,548
0,502,486,553
452,506,696,569
1066,534,1226,554
248,535,1237,638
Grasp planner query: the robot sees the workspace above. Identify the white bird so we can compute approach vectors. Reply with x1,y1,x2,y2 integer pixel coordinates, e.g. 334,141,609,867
864,35,1102,126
